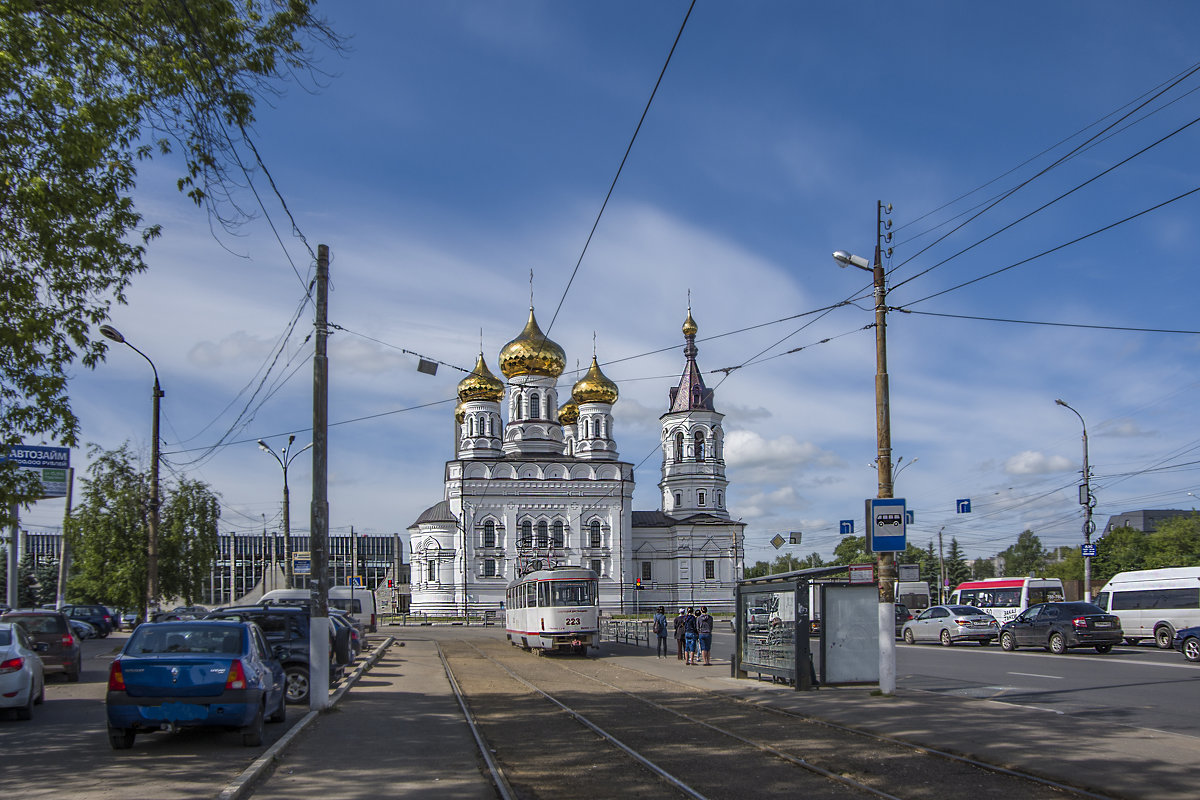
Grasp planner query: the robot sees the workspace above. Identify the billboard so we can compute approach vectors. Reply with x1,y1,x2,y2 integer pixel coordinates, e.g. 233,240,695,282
1,445,70,498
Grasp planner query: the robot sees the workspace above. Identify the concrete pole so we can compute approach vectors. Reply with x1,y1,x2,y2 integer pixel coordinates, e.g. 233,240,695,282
149,374,161,620
55,467,75,609
309,244,331,711
871,212,898,696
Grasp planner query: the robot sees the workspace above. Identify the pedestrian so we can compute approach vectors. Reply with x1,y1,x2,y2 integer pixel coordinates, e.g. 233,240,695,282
673,608,686,660
683,606,698,664
696,605,714,665
653,606,668,658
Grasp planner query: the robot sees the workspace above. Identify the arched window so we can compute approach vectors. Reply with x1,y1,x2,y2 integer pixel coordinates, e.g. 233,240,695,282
483,520,495,548
530,392,540,419
695,431,705,461
552,521,564,547
589,520,602,548
698,490,706,506
674,431,684,462
468,417,475,437
427,559,436,581
674,492,682,508
716,492,723,508
537,520,549,548
520,520,533,547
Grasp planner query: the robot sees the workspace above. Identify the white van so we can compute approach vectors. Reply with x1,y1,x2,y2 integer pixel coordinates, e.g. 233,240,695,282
261,587,378,632
1092,567,1200,648
895,581,931,611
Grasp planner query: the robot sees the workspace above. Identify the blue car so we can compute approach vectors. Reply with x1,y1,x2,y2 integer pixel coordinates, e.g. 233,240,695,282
1172,625,1200,663
106,620,286,749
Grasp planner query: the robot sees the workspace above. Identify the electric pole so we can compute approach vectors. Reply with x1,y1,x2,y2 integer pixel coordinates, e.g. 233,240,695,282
309,244,331,711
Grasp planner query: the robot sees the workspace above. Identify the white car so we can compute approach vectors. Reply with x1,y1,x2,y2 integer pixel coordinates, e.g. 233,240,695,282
0,621,46,720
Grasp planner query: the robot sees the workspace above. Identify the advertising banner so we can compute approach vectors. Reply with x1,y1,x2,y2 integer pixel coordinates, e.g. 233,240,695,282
1,445,71,498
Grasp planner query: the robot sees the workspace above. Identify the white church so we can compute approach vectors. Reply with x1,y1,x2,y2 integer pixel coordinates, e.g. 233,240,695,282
407,305,745,614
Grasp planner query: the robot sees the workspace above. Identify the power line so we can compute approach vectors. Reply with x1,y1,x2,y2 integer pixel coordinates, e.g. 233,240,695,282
896,309,1200,336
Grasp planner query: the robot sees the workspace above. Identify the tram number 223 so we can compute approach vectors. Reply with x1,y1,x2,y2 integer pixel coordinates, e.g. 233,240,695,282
564,617,581,626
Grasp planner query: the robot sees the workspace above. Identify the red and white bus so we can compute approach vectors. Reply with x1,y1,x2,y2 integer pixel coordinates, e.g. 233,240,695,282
948,577,1065,624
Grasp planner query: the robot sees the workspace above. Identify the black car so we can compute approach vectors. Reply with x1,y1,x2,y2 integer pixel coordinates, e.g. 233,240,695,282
61,604,114,637
203,606,352,704
1,609,82,681
894,603,913,639
999,601,1122,654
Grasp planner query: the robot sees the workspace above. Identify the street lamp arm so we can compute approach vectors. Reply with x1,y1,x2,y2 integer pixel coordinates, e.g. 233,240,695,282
285,441,313,469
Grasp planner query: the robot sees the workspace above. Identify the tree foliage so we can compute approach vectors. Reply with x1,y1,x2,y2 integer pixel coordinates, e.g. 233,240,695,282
971,557,996,580
65,444,219,613
0,1,341,519
833,535,868,565
999,530,1047,576
945,537,970,588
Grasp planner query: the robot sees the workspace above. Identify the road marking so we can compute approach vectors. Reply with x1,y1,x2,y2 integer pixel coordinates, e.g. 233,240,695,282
1007,671,1062,679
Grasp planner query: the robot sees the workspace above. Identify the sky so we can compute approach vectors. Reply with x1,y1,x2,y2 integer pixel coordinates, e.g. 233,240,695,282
17,2,1200,571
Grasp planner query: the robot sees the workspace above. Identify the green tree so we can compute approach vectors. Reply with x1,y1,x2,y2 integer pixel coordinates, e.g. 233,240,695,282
833,535,868,565
158,478,220,605
744,560,771,579
32,556,59,607
945,538,970,588
1043,546,1083,582
1000,530,1047,576
1144,514,1200,569
1093,526,1149,582
971,558,996,580
0,2,341,522
15,552,38,607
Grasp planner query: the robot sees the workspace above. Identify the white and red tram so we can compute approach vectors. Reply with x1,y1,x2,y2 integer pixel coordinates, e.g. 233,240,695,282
505,566,599,654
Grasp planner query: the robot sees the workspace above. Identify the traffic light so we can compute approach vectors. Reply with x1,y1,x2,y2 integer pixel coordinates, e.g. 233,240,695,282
635,578,642,589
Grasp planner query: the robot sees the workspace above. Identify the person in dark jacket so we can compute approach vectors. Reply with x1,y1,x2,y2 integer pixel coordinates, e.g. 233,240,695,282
696,606,714,665
683,607,698,665
653,606,669,658
673,608,686,660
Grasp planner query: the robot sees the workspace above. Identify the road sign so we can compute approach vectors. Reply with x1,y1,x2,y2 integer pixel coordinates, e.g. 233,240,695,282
905,510,914,524
788,532,801,545
898,563,919,581
770,533,785,550
1081,544,1097,558
350,575,363,587
839,520,854,535
849,563,875,584
956,498,972,513
293,551,311,575
866,497,907,552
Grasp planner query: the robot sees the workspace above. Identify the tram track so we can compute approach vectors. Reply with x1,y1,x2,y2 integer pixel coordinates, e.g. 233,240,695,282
439,639,1115,800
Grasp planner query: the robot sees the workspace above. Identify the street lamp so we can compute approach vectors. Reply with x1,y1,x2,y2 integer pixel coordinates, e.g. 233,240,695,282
100,324,163,622
1056,399,1095,601
834,200,897,694
257,435,312,589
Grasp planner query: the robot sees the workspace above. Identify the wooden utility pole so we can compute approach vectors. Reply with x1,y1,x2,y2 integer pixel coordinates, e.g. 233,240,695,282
309,244,331,711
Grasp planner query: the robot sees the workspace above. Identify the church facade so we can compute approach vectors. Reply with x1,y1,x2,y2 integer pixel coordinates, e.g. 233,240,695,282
407,306,745,614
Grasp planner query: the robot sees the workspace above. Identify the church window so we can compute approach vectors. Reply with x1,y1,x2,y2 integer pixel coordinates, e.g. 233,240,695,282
589,520,602,548
520,521,533,547
641,561,652,580
674,492,681,508
705,560,716,580
695,431,705,461
484,559,496,577
427,560,436,581
483,520,495,548
530,392,540,419
674,431,684,462
537,521,549,548
698,490,706,506
552,520,564,547
716,492,723,508
590,558,602,576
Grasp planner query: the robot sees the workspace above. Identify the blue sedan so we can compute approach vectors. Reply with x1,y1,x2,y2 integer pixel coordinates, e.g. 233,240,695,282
1173,625,1200,663
106,620,286,749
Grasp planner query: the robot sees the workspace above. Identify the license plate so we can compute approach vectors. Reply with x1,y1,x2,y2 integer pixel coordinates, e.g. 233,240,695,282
1093,621,1112,627
141,701,209,722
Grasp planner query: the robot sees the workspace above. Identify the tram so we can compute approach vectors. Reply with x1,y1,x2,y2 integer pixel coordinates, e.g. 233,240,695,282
505,566,599,654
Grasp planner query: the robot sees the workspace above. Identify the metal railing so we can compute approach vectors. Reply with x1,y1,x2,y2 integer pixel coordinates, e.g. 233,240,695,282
600,619,652,647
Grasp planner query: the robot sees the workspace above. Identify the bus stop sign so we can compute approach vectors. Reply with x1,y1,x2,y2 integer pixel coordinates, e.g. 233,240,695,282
866,498,907,553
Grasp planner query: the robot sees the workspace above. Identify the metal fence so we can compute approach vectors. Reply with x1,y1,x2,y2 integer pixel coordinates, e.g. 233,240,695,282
600,619,652,647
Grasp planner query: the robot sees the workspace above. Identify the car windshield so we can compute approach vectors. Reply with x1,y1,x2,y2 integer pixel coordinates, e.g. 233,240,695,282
5,614,62,634
949,606,987,615
128,625,244,655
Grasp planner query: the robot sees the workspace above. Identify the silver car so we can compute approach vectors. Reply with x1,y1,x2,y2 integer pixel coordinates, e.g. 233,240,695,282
901,604,998,646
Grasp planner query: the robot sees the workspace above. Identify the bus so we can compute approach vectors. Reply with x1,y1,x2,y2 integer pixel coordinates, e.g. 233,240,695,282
1092,567,1200,648
948,577,1064,624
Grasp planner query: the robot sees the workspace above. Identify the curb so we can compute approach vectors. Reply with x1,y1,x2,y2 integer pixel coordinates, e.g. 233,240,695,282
216,636,396,800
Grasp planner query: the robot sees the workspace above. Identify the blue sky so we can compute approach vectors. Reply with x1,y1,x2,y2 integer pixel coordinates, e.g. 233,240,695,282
20,2,1200,571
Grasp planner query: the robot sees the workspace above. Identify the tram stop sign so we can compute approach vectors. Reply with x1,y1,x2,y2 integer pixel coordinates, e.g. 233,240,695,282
866,497,907,553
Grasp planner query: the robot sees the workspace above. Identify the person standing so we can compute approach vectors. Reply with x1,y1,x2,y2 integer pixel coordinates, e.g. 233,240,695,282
653,606,669,658
696,605,714,665
673,608,686,660
683,607,698,665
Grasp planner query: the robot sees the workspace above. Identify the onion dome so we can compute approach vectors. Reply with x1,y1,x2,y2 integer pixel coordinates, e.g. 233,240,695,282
558,399,579,425
682,308,698,336
457,353,504,403
572,356,619,405
499,308,566,379
454,401,466,424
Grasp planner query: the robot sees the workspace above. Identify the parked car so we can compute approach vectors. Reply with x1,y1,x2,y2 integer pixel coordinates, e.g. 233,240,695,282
902,605,998,646
746,607,770,633
68,618,99,640
60,604,114,637
1171,624,1200,663
895,603,913,639
999,601,1122,654
171,605,209,618
0,610,81,681
202,606,352,704
121,612,139,629
105,607,123,631
0,621,46,720
105,620,286,749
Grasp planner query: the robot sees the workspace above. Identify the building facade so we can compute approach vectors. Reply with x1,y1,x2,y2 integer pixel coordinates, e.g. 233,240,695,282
408,306,745,615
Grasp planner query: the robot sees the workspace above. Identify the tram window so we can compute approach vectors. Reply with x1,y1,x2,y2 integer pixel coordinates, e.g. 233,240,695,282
526,583,536,607
538,583,551,607
551,581,595,607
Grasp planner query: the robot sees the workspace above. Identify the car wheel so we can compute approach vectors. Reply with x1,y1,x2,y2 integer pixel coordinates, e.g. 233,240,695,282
1000,632,1017,651
35,678,44,705
1049,632,1067,654
15,687,34,721
267,690,287,724
241,703,265,747
903,628,915,645
67,656,81,683
1095,644,1113,654
1124,637,1141,646
284,665,310,705
978,638,991,646
940,629,953,647
1183,637,1200,663
1155,626,1174,649
108,726,135,750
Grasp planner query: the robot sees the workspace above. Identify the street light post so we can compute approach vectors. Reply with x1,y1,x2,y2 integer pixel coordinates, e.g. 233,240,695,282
834,200,897,694
258,435,312,589
1055,399,1095,601
100,324,163,622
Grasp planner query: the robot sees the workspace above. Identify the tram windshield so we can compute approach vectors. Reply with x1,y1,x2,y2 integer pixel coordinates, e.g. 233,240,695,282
548,580,596,607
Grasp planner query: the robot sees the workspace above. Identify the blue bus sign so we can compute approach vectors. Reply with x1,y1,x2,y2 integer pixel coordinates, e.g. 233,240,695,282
866,497,907,553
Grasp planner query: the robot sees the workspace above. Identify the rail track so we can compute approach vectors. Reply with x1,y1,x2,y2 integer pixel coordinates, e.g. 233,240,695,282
437,638,1114,800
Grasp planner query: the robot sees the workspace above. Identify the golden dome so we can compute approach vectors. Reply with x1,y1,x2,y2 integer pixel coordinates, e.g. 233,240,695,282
499,308,565,379
572,356,619,405
558,399,579,425
454,400,466,424
457,353,504,403
682,308,698,336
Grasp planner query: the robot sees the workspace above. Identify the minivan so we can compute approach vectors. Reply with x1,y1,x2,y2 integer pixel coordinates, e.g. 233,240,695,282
1092,567,1200,648
260,587,378,632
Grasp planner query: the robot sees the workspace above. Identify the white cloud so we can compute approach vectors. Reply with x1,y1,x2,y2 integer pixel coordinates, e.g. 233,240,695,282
1004,451,1073,476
